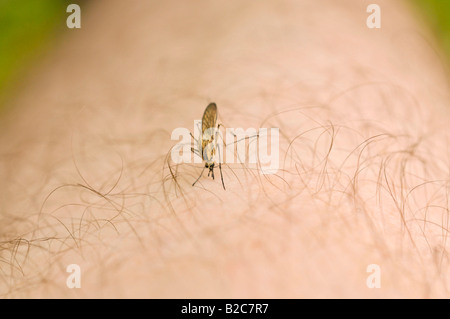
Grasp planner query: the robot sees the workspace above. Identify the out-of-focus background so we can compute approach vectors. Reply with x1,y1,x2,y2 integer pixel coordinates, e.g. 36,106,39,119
412,0,450,55
0,0,75,111
0,0,448,113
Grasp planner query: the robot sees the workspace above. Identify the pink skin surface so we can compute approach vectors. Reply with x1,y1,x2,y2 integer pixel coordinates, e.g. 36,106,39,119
0,0,449,297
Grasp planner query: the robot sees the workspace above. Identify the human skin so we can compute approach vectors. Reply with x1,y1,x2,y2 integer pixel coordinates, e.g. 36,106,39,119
0,0,449,298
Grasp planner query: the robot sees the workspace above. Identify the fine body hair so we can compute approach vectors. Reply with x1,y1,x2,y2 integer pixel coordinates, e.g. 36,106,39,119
0,0,449,298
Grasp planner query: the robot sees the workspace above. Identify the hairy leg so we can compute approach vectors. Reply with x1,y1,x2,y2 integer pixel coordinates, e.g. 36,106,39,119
0,0,449,297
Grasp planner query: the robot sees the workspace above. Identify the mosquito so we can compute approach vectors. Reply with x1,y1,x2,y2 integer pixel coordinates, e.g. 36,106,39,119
191,102,226,190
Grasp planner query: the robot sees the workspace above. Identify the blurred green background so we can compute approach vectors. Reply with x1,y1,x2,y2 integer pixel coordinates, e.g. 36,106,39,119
0,0,68,110
412,0,450,58
0,0,448,113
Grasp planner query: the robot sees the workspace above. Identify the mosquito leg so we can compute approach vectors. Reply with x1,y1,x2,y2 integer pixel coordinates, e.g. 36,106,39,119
191,147,200,156
219,162,225,190
190,132,201,153
190,132,198,144
192,166,206,187
216,136,226,190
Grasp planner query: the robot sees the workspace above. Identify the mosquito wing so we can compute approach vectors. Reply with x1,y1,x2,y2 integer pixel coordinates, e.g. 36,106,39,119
202,102,218,134
201,103,218,162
